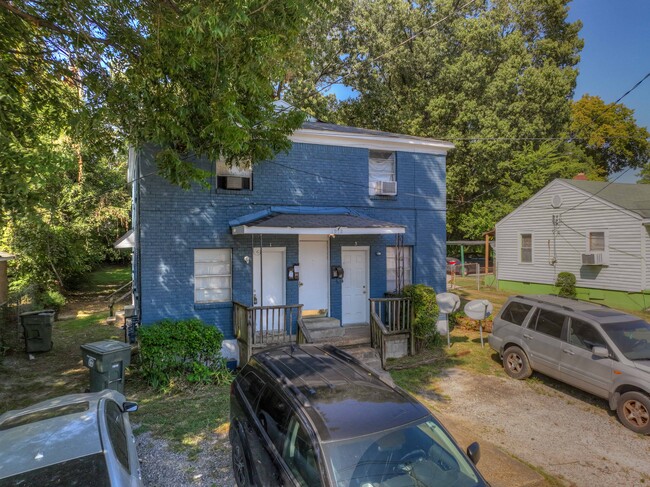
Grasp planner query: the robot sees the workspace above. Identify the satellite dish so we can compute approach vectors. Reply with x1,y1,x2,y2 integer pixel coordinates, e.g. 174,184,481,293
464,299,493,320
436,293,461,314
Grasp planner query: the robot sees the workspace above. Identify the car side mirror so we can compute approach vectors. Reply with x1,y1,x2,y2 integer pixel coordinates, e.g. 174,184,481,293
466,442,481,465
122,401,139,413
592,346,609,358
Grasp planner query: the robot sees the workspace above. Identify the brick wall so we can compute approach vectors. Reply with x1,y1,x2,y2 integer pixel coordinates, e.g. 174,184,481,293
136,142,446,338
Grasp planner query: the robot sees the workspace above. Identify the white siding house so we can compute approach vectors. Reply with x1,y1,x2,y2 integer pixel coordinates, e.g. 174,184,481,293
495,179,650,311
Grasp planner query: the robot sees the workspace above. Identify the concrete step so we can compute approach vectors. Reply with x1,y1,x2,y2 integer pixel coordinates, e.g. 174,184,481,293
340,345,383,372
302,317,344,340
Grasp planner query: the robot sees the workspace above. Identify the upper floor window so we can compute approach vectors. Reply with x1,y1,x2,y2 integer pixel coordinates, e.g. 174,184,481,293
216,160,252,190
520,233,532,263
194,249,232,303
369,151,397,196
588,231,605,252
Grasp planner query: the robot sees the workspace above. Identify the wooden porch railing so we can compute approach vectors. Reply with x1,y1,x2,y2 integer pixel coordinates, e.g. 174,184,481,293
107,280,133,317
369,297,414,369
234,302,308,365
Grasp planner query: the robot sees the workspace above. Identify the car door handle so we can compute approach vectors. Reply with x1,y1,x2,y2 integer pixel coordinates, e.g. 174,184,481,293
563,349,575,355
523,333,533,340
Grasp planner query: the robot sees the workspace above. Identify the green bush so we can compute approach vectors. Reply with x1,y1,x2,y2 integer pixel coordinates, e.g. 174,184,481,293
35,289,66,311
556,272,577,298
138,318,231,390
401,284,440,351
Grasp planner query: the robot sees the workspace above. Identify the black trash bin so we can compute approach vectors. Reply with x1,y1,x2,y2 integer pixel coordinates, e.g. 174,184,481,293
80,340,132,393
20,310,55,353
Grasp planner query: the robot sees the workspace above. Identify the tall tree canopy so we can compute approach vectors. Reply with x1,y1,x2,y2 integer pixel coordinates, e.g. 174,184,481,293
290,0,588,238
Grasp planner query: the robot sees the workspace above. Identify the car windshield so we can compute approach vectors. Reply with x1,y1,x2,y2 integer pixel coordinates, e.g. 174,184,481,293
0,453,110,487
321,417,483,487
602,320,650,361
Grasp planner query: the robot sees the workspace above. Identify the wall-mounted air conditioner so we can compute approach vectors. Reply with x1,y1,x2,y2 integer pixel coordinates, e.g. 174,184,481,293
226,176,245,190
375,180,397,196
582,252,608,266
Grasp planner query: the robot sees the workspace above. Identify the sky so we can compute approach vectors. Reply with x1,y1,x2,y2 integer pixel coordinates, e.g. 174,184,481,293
568,0,650,183
330,0,650,183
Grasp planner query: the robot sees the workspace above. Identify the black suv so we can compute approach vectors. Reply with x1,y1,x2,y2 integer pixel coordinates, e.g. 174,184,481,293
229,344,488,486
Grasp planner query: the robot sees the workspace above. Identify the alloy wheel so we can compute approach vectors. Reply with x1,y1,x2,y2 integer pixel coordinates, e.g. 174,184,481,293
506,353,523,373
623,399,650,428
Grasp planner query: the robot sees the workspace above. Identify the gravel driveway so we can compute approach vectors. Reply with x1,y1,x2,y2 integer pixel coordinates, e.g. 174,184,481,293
434,368,650,487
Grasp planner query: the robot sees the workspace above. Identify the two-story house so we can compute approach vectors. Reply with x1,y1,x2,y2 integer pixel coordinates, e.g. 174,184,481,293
124,120,453,360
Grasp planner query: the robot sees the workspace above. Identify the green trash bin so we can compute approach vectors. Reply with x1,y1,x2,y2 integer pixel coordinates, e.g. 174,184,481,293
80,340,132,393
20,310,55,353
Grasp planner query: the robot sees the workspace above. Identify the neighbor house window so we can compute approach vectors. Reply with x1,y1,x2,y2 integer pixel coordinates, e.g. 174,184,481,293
369,151,396,196
588,231,605,252
194,249,232,303
216,160,252,190
386,246,412,293
520,233,532,263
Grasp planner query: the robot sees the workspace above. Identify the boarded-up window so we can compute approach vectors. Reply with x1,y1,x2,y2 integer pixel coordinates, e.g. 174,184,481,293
520,234,532,263
369,151,396,195
589,231,605,252
386,246,412,293
194,249,232,303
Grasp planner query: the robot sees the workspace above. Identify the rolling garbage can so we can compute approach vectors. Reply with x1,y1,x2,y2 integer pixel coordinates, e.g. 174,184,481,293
20,310,55,353
80,340,132,393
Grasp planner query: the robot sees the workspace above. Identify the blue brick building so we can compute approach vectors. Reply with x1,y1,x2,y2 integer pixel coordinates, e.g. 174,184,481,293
127,121,452,349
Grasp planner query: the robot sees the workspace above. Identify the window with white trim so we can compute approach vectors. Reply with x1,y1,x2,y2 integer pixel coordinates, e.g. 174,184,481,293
194,249,232,303
520,234,532,263
386,246,412,292
368,151,396,196
588,231,605,252
216,160,252,190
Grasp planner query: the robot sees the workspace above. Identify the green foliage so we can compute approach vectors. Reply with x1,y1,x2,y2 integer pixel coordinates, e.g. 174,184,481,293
555,272,577,298
35,289,66,311
401,284,440,350
570,95,650,175
138,319,230,390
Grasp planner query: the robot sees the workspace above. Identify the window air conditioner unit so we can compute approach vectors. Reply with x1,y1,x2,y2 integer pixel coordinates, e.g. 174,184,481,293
225,176,244,190
375,180,397,196
582,252,607,265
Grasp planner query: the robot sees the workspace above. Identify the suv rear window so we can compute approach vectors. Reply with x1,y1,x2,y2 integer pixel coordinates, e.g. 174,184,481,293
239,370,265,406
500,302,532,326
531,309,566,339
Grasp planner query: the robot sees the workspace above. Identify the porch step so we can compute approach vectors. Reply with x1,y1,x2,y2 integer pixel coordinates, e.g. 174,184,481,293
322,324,371,348
339,345,384,373
302,317,344,340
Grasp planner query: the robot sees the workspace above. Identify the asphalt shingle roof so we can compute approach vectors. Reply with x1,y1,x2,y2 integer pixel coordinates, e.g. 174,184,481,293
562,179,650,219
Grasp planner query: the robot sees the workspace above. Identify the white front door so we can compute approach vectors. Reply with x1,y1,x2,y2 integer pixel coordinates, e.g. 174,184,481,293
299,238,329,314
341,247,369,325
253,248,285,332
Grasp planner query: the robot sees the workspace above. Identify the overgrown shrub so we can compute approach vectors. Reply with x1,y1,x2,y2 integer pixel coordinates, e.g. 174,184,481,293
401,284,440,351
556,272,577,298
138,318,231,390
35,289,66,311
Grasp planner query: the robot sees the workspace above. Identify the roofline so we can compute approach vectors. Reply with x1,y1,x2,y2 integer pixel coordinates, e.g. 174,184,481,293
289,128,455,155
231,225,405,235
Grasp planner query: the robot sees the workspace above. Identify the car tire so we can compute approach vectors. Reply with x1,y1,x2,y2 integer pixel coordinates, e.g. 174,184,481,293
616,391,650,435
502,346,532,380
231,432,251,487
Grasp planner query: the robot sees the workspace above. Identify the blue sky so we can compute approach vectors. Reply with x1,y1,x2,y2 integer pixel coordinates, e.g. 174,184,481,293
568,0,650,182
330,1,650,182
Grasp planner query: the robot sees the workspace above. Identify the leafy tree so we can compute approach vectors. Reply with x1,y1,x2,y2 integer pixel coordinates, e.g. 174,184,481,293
290,0,586,238
570,95,650,176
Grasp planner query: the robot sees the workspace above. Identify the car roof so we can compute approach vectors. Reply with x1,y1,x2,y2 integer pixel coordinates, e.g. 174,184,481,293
251,345,430,442
0,390,123,479
510,295,641,324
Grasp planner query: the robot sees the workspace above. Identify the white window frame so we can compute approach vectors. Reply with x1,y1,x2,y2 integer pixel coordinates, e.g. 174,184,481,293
368,150,396,195
386,246,412,293
216,160,252,191
194,249,232,303
587,230,607,253
519,232,533,264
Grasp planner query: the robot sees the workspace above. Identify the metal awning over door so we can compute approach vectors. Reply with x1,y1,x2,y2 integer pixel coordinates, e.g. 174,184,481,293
231,213,405,235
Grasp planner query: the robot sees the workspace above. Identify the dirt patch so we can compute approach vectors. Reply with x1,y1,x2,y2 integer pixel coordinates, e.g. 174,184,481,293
433,368,650,487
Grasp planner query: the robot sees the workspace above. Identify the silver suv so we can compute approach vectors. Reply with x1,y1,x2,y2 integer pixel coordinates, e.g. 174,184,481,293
488,295,650,434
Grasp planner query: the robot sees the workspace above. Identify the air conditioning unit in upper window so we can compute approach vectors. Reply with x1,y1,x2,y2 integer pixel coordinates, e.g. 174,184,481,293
225,176,245,190
375,180,397,196
582,252,608,266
